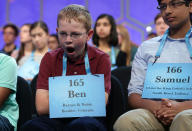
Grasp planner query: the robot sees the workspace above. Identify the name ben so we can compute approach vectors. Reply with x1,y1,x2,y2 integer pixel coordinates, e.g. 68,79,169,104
68,90,86,98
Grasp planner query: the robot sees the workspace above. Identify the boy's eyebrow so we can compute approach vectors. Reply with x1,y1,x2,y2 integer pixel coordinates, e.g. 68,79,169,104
161,0,176,4
59,31,66,33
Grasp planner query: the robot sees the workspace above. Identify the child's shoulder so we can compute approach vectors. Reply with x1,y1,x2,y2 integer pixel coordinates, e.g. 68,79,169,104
88,45,108,57
45,48,64,58
0,53,16,64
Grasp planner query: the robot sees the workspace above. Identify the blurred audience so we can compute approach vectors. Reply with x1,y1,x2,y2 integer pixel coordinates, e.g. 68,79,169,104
30,21,49,65
116,24,138,66
11,24,35,67
1,23,19,56
17,21,49,82
116,24,133,66
146,32,157,40
92,14,119,68
154,13,168,36
130,42,138,64
48,34,59,50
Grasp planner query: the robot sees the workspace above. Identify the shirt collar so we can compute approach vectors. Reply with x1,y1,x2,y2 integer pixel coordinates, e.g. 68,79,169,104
58,44,95,65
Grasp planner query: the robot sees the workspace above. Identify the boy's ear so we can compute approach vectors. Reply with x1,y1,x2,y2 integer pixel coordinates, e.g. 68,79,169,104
56,28,58,33
87,29,93,41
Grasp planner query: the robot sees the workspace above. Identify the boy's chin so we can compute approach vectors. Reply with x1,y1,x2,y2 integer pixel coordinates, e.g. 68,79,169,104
67,53,78,61
67,52,75,58
67,52,84,61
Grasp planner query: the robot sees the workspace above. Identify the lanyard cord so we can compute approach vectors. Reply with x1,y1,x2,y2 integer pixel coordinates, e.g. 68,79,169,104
62,52,91,76
153,27,192,65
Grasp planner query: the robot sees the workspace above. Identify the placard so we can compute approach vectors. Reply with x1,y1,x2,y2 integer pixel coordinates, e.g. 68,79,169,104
49,74,106,118
142,63,192,99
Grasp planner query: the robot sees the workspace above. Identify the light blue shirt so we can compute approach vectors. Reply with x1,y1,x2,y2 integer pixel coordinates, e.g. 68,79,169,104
128,36,192,96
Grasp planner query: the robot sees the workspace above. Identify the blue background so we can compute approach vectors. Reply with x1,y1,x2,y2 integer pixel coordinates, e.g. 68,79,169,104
0,0,159,49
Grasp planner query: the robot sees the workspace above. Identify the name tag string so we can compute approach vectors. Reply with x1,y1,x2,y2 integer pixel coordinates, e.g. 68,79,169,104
49,51,106,118
111,46,116,65
153,27,192,65
62,52,91,76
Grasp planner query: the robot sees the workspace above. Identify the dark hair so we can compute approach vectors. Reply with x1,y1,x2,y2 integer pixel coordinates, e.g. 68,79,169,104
92,14,118,47
30,21,49,34
147,32,157,39
3,23,19,36
154,13,162,24
157,0,192,6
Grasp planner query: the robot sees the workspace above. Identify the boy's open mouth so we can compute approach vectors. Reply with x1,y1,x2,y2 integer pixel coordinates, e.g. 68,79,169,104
66,47,75,53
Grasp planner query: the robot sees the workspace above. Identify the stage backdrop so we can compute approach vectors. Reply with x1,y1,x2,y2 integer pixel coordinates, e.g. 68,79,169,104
0,0,159,49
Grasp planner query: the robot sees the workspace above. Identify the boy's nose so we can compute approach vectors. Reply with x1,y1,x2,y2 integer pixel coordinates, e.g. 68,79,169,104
164,5,173,14
66,35,73,42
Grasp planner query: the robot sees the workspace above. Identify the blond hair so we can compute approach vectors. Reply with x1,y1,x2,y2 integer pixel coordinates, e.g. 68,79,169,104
117,24,131,66
57,4,92,32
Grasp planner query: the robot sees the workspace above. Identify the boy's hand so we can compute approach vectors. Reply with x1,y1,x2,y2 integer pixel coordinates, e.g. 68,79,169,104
155,105,174,125
161,98,172,107
155,99,184,125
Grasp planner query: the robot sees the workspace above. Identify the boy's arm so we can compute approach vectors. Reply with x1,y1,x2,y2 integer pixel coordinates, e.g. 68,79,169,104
35,53,51,115
105,92,109,105
176,100,192,109
97,53,111,105
129,93,161,114
36,89,49,115
128,44,161,113
0,55,17,108
0,87,11,108
103,54,111,105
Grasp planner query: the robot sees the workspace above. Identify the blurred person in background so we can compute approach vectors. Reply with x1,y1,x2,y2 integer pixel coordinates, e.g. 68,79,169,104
92,14,119,69
11,24,35,67
146,32,158,40
1,24,19,56
154,13,169,36
116,24,138,66
17,21,49,82
48,34,59,50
